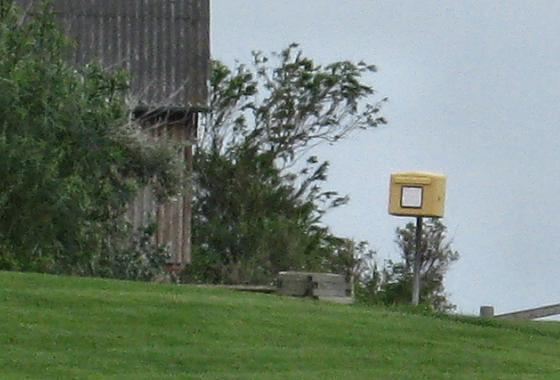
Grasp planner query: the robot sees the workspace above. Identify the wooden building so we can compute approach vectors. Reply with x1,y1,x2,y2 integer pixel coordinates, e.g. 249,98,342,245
16,0,210,268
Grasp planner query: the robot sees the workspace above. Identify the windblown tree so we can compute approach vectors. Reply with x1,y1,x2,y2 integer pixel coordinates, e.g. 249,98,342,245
188,45,387,284
392,219,459,310
356,219,459,312
0,2,182,277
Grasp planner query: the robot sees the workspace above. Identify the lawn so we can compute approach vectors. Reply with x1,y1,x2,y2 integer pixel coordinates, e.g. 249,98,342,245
1,271,559,379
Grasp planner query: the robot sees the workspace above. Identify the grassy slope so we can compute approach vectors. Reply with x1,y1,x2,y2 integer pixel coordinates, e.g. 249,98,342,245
1,272,559,379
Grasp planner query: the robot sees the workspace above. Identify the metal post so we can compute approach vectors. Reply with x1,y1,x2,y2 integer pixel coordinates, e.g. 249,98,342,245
412,216,423,306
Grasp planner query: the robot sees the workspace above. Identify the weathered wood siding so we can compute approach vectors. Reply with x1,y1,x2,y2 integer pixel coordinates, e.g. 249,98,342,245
127,112,196,265
15,0,209,108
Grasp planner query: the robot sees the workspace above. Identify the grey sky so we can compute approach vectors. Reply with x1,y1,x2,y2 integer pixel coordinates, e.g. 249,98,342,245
211,0,560,315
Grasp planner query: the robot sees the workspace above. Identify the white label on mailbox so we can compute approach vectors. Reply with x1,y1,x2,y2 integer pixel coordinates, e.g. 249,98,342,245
401,186,422,208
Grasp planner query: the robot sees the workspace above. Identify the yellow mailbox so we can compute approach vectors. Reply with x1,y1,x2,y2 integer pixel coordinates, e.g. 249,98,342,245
389,171,446,217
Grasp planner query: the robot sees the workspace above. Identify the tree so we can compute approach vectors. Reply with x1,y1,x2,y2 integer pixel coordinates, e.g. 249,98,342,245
187,45,387,284
0,2,182,277
356,219,459,312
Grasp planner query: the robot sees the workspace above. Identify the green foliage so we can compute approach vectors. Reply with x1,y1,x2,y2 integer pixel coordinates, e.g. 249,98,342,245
190,45,386,284
188,148,344,284
356,219,459,312
0,2,181,277
202,45,386,161
93,222,171,282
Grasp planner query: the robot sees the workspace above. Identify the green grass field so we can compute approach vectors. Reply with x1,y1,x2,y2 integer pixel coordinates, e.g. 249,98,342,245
1,271,559,379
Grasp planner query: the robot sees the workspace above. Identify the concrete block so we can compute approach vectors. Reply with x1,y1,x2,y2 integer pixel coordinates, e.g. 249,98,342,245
278,271,353,303
479,306,494,318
